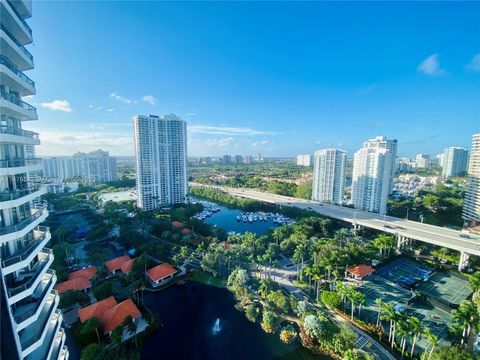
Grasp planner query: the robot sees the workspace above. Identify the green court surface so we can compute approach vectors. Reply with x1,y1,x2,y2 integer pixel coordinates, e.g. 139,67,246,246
417,272,471,306
357,276,452,354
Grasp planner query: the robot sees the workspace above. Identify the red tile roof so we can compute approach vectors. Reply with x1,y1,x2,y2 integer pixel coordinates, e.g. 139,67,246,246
55,277,91,294
347,264,376,278
121,258,134,274
101,299,142,334
147,263,177,282
78,297,141,335
106,256,133,273
181,228,192,235
78,296,118,323
68,266,97,280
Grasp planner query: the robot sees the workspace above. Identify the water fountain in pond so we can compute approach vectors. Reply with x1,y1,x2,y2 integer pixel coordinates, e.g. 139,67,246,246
212,318,222,335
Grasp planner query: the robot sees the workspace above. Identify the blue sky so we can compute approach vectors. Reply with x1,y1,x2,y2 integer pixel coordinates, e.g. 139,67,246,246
26,1,480,157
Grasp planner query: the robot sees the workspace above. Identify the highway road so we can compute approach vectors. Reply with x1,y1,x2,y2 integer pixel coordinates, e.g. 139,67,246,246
190,183,480,258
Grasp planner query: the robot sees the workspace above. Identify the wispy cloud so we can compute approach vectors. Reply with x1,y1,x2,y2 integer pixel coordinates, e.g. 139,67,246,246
357,83,378,95
465,54,480,73
106,108,115,112
40,100,72,112
251,139,270,147
142,95,157,105
185,110,199,117
36,130,133,156
109,92,137,104
417,54,446,76
203,137,234,148
188,125,279,136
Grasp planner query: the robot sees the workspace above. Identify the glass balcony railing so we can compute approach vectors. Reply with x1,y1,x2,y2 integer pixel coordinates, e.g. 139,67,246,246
21,292,58,350
0,56,35,87
7,251,53,298
0,126,39,139
0,89,37,113
1,226,50,268
0,157,41,169
0,24,33,61
5,0,32,36
14,279,57,325
0,185,42,202
0,208,47,236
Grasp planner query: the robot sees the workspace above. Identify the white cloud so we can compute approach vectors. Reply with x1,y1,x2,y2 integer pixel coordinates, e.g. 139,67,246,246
35,130,133,156
417,54,446,76
109,92,137,104
251,139,270,147
188,125,279,136
106,108,115,112
142,95,157,105
465,54,480,73
204,137,234,148
40,100,72,112
88,105,94,109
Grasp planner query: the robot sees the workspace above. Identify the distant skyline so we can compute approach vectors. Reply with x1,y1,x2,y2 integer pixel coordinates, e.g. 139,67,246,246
25,1,479,157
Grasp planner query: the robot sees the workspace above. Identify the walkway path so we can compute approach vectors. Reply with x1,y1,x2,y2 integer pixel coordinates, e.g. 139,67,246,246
256,265,396,360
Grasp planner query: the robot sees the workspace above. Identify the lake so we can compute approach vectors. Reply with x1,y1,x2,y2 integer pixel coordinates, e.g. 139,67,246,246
196,200,281,235
141,281,329,360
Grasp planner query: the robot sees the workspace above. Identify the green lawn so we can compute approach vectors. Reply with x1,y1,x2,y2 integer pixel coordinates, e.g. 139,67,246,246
189,271,226,288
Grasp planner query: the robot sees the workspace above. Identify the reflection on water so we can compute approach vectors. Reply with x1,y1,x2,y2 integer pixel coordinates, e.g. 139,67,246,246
141,281,331,360
212,318,222,336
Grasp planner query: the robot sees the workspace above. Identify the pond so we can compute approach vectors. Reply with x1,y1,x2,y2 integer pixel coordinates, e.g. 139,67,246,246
194,199,281,235
142,281,330,360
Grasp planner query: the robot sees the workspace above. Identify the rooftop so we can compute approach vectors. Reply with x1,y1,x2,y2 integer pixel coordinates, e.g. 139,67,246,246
68,266,97,280
147,263,177,282
55,277,91,294
78,296,118,323
347,264,376,278
105,256,134,274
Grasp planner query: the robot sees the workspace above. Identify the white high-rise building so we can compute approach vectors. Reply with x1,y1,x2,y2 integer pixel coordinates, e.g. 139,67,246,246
0,1,68,359
442,147,469,177
296,154,312,167
463,134,480,226
362,136,397,192
42,150,117,182
311,149,346,204
133,114,187,211
351,140,394,214
415,153,430,168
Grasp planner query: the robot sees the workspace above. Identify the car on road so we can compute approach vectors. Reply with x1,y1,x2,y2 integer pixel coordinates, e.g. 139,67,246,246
460,234,471,239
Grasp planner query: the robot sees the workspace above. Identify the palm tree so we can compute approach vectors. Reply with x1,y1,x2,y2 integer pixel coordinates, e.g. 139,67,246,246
451,300,478,346
380,303,397,346
258,279,270,300
395,315,410,358
375,298,383,327
335,281,348,306
469,272,480,300
408,316,423,357
80,317,101,343
423,328,438,360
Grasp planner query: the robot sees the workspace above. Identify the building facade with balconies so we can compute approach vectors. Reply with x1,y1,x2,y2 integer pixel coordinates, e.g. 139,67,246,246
0,1,68,359
133,114,187,211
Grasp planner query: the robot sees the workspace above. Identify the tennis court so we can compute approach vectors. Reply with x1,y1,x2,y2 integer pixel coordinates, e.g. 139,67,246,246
375,258,433,288
407,302,452,353
418,272,471,307
357,276,413,325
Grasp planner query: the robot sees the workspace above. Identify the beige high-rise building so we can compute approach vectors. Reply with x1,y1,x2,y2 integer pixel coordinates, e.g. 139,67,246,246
463,134,480,227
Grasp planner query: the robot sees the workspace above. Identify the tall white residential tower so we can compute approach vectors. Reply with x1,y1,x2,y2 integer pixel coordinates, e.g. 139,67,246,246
351,139,394,214
0,1,68,359
463,134,480,227
311,149,346,204
133,114,187,211
442,146,469,177
361,136,397,192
